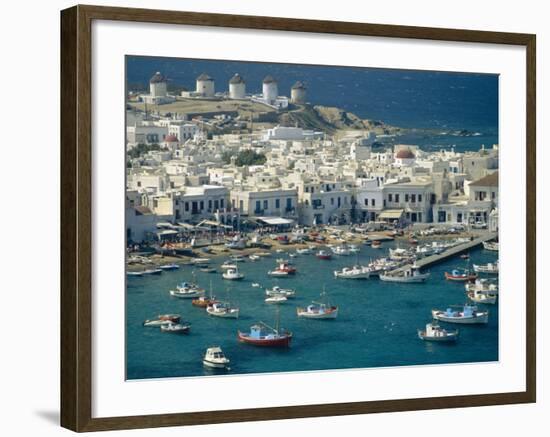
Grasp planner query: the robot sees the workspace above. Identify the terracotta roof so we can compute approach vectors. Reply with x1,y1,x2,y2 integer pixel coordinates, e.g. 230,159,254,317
149,72,167,83
263,75,277,84
395,148,415,159
164,134,179,142
196,73,213,81
469,171,499,187
229,73,245,84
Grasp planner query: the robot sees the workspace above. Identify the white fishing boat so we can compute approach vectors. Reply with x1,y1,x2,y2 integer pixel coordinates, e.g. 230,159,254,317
203,347,230,369
191,258,210,266
169,280,205,298
158,263,180,271
230,254,246,262
221,261,237,270
349,244,360,254
143,314,181,327
482,241,499,251
380,265,430,283
255,251,272,257
126,270,145,277
432,304,489,324
265,295,288,304
389,247,414,261
226,236,246,249
265,286,296,298
473,261,499,274
206,301,240,318
465,278,498,294
222,267,244,280
160,321,191,334
467,289,498,305
418,321,459,342
251,282,261,288
296,291,338,320
248,254,260,261
289,253,298,258
334,265,371,279
296,248,312,255
331,245,351,256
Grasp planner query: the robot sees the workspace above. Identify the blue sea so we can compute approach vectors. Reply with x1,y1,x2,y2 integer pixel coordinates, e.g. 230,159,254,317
126,244,499,380
126,56,499,153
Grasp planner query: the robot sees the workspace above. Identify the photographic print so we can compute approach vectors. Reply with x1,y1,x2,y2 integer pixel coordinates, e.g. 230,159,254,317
125,56,499,380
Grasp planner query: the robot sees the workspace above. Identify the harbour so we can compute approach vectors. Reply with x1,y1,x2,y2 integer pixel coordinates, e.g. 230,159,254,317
127,230,499,380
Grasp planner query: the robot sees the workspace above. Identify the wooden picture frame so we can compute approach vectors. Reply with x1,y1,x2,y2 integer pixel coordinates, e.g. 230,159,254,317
60,4,536,432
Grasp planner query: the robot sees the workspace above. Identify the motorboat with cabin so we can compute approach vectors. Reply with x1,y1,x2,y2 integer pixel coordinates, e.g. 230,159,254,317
169,280,205,298
203,347,230,369
265,286,296,298
417,321,459,342
316,250,332,260
465,278,498,294
482,241,499,251
222,267,244,280
268,262,296,277
206,301,240,318
296,290,338,320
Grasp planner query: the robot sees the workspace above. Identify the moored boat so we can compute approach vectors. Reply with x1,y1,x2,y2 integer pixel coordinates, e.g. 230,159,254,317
265,295,288,304
380,265,430,283
473,261,499,274
297,289,338,320
206,301,240,318
444,268,477,282
268,262,296,276
316,250,332,260
160,321,191,334
332,245,351,256
222,267,244,280
143,314,181,327
221,261,237,270
465,278,498,294
334,265,371,279
203,347,230,369
169,280,205,298
432,304,489,324
418,321,459,342
237,310,292,347
265,286,296,298
483,241,499,251
467,289,498,305
371,240,382,249
159,263,180,271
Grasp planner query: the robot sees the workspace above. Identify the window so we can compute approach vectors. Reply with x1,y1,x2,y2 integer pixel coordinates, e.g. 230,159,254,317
411,194,416,203
208,200,212,210
275,199,280,209
220,199,224,209
405,194,409,202
286,198,292,209
395,194,400,203
255,200,261,211
185,202,189,212
364,199,368,206
214,200,219,210
263,200,268,210
137,181,141,187
371,199,375,207
388,193,393,202
418,194,422,202
199,201,204,210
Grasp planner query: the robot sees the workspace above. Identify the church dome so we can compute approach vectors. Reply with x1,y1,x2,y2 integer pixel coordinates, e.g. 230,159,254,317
395,148,415,159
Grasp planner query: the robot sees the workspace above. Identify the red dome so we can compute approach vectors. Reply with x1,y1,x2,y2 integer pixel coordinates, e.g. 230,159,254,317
395,148,415,159
164,134,179,142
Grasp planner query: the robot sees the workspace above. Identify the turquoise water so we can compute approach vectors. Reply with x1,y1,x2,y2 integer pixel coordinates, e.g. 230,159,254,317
126,243,499,380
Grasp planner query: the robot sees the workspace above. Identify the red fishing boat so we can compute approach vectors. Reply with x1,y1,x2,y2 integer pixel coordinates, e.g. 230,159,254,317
268,262,297,276
444,268,478,282
237,324,292,347
237,309,292,347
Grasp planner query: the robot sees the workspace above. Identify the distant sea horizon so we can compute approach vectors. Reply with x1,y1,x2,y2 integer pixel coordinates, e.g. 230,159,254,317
127,56,499,152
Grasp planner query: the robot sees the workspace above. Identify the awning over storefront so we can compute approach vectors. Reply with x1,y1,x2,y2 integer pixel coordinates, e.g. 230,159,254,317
256,217,295,226
155,229,179,238
378,209,404,220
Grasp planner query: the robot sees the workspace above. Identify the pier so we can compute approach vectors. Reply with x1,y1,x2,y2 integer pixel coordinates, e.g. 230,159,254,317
390,232,497,274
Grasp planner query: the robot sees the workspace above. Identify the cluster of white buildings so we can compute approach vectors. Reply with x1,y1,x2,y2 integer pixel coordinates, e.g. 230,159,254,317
126,72,499,243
